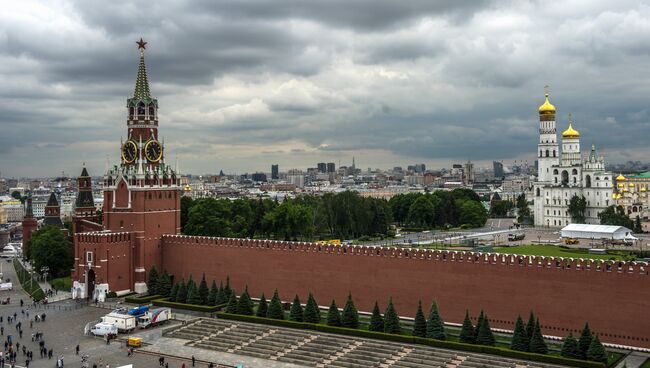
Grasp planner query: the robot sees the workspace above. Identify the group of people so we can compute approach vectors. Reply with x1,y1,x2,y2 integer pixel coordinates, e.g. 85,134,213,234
0,299,53,367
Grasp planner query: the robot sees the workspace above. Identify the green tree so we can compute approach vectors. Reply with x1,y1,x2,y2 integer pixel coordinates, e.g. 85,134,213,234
459,311,475,344
157,271,172,298
426,300,445,340
474,310,485,342
529,319,548,354
303,292,320,324
489,200,513,217
326,300,341,327
11,191,21,200
586,335,608,363
198,273,209,305
525,311,536,342
180,196,194,233
476,313,495,346
412,300,427,337
169,281,180,302
256,293,268,317
341,293,359,329
146,266,159,295
25,226,72,278
560,333,581,359
406,196,436,228
215,281,226,305
568,194,587,223
383,298,401,334
598,205,634,229
237,286,254,315
578,323,593,359
635,215,643,233
225,291,238,314
224,276,232,302
289,295,304,322
186,281,202,305
516,193,531,224
207,280,218,306
456,199,488,228
369,301,384,332
267,289,284,320
510,315,529,352
176,280,187,303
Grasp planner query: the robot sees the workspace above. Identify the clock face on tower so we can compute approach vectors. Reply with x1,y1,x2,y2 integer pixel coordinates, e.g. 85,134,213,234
121,140,138,164
145,140,163,162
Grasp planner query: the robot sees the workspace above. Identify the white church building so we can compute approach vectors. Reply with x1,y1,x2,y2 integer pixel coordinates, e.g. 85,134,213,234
532,90,614,227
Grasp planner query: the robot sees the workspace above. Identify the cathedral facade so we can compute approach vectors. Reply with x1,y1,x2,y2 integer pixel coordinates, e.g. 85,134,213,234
532,91,614,227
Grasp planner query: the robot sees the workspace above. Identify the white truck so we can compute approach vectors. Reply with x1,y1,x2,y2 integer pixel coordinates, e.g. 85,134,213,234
90,322,118,337
101,312,136,332
137,308,171,328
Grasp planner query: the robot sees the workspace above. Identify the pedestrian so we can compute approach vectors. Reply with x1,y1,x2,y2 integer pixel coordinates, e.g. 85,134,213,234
191,355,195,367
24,358,28,368
181,363,185,368
19,300,22,308
29,321,32,329
75,345,79,355
164,363,168,368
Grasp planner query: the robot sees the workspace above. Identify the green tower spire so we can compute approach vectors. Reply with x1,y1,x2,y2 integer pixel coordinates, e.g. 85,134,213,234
133,38,151,102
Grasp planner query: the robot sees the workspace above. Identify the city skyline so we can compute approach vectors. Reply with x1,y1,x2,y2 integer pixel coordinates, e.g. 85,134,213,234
4,1,650,177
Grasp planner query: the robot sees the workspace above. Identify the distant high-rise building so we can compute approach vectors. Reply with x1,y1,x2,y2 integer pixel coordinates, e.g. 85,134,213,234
493,161,504,178
464,161,474,184
317,162,327,173
327,162,336,173
251,172,267,182
271,164,279,180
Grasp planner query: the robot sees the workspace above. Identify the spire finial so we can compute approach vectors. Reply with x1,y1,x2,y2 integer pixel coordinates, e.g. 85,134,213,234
568,113,573,126
544,84,549,98
133,39,151,100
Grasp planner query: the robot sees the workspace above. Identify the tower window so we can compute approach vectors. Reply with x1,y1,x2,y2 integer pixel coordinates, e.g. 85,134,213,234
149,106,155,117
138,102,145,115
546,150,549,157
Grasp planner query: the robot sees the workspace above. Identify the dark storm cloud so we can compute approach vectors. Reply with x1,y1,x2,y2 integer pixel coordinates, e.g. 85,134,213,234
2,0,650,176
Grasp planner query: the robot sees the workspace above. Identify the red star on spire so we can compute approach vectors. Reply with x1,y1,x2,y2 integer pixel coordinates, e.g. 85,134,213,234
136,38,147,50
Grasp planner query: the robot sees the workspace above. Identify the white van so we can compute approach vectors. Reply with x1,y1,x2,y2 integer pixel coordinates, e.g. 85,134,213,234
90,322,118,337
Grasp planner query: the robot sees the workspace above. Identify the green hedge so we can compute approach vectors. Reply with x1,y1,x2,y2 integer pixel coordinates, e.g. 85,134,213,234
152,298,226,312
216,313,604,368
124,294,162,304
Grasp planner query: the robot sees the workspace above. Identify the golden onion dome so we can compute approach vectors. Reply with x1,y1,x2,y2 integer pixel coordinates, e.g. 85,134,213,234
641,187,647,192
184,185,192,191
562,123,580,139
616,173,626,181
538,92,556,115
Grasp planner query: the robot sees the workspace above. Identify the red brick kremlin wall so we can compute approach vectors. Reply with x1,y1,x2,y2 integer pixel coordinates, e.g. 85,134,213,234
161,235,650,348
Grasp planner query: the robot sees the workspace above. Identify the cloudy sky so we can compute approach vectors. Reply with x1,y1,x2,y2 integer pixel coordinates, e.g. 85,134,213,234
2,0,650,178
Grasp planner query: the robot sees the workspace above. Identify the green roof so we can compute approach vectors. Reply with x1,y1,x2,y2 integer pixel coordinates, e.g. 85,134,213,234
628,171,650,179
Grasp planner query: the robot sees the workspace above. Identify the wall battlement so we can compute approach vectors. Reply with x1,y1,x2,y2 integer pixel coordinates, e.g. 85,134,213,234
161,235,648,277
76,231,132,244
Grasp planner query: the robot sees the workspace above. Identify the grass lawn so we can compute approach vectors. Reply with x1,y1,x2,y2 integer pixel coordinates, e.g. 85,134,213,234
493,245,623,260
641,357,650,368
12,259,46,300
50,276,71,291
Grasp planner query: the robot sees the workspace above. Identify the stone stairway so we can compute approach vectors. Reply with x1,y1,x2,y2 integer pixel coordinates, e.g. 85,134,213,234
317,340,364,368
270,334,318,360
380,347,413,367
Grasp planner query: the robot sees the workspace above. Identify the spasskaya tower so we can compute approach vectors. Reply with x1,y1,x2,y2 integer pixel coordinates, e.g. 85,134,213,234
73,39,181,298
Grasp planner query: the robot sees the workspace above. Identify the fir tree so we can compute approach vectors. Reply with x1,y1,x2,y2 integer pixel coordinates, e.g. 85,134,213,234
528,319,548,354
207,280,218,306
256,293,268,317
369,301,384,332
525,311,536,342
224,276,232,301
225,291,238,314
176,280,187,303
198,273,209,305
383,298,401,334
147,265,159,295
474,310,485,343
326,300,341,327
237,286,254,315
578,323,593,359
412,300,427,337
303,292,320,324
341,293,359,329
426,300,446,340
560,333,581,359
215,281,226,305
186,281,202,305
586,335,607,363
510,315,530,352
168,281,179,302
476,313,495,346
459,310,475,344
267,289,284,320
157,272,172,298
289,294,304,322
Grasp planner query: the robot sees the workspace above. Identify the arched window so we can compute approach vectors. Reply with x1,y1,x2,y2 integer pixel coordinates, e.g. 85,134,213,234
561,170,569,185
553,150,556,157
545,150,549,157
572,169,578,175
149,106,155,117
129,107,134,117
138,102,145,115
585,175,591,188
540,150,543,157
554,177,558,184
553,169,558,175
536,188,540,196
573,177,577,184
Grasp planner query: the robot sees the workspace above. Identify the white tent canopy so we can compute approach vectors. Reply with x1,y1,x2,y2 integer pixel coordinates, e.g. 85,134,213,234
560,224,633,240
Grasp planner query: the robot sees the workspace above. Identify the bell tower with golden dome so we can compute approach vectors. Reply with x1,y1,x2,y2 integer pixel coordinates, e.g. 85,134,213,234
536,86,560,182
561,113,581,166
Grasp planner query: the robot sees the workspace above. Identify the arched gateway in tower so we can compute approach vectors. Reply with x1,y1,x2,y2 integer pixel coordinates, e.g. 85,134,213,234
72,39,181,300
